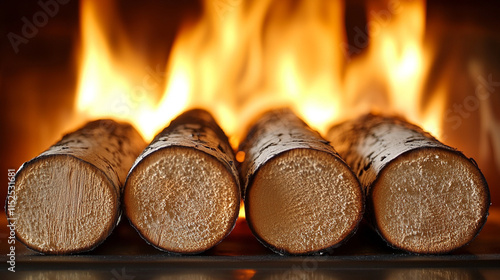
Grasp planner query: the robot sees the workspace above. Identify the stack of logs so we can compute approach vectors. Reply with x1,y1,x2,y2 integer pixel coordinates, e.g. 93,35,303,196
8,109,490,255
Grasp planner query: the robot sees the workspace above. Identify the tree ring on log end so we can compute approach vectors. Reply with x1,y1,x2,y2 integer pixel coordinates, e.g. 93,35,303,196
124,146,240,254
14,155,118,254
372,147,490,254
246,148,364,255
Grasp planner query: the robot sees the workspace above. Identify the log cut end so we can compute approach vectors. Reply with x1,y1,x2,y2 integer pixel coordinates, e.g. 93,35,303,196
14,155,118,254
124,147,240,254
372,148,490,254
247,149,364,254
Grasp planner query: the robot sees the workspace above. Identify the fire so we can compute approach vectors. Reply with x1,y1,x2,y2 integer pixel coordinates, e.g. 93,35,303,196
238,203,245,220
76,0,189,141
343,0,444,138
76,0,446,143
152,0,346,144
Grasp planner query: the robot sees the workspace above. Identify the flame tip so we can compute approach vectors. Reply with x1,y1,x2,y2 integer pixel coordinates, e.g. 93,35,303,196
76,0,445,148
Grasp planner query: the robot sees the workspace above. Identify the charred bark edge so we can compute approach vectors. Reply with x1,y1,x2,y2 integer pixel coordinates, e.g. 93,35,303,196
123,109,240,254
327,113,491,254
238,108,341,199
367,146,491,255
243,148,365,256
123,145,241,254
8,154,121,255
128,109,239,190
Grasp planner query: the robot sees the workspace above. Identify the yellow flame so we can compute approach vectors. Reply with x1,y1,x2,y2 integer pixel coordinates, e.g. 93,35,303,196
344,0,445,138
238,203,245,219
75,0,346,143
76,0,189,141
76,0,446,144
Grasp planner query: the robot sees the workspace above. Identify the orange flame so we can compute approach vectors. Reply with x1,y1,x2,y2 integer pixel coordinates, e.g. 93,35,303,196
238,203,245,220
76,0,446,144
343,0,444,138
158,0,346,145
76,0,189,141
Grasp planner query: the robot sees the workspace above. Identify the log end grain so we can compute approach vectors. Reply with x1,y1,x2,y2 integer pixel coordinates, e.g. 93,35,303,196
124,146,240,254
13,155,119,254
246,148,364,255
372,147,490,254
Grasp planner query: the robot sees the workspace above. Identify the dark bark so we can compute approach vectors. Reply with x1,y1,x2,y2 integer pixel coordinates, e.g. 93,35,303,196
8,119,146,254
124,109,240,254
239,108,364,255
327,114,490,254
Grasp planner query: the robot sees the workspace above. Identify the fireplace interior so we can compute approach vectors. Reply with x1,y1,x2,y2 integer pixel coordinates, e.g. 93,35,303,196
1,0,499,278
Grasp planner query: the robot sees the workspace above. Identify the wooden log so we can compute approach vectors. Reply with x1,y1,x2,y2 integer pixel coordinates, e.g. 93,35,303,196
8,119,146,254
239,108,364,255
123,109,240,254
326,114,490,254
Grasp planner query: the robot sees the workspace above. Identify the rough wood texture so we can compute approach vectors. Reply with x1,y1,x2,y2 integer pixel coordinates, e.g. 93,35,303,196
327,114,490,254
124,109,240,254
239,108,364,255
8,119,146,254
